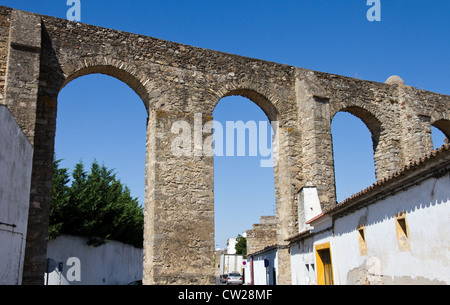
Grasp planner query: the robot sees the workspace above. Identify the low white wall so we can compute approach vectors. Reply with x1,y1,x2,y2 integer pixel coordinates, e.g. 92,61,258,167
45,235,143,285
0,105,33,285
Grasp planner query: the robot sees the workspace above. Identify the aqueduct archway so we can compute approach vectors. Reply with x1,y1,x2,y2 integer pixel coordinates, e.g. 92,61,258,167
1,7,449,285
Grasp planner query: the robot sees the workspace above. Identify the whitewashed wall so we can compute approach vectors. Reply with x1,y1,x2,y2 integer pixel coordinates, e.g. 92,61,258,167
290,173,450,285
0,106,33,285
334,175,450,285
290,229,335,285
45,235,143,285
251,248,278,285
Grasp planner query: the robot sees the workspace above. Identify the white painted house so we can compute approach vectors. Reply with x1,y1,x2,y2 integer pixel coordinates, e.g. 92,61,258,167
288,144,450,285
0,105,33,285
247,245,278,285
248,144,450,285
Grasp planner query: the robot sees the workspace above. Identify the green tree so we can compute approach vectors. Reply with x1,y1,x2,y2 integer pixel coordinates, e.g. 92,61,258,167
48,159,71,239
235,234,247,256
49,159,144,248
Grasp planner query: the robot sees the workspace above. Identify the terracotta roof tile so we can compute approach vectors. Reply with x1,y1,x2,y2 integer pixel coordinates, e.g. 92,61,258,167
332,143,450,212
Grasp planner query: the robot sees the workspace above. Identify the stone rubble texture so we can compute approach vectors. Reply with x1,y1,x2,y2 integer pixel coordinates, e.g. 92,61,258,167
246,216,278,256
0,6,448,285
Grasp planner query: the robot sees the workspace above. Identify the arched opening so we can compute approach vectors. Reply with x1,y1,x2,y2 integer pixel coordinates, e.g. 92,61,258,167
213,93,276,258
432,119,450,149
331,109,378,203
61,65,150,111
48,72,147,285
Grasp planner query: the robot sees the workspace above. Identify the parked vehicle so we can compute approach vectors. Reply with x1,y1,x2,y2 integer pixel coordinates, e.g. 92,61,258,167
220,254,245,280
227,273,243,285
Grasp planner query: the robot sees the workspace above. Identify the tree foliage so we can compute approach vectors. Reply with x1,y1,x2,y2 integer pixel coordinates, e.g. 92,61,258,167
235,234,247,256
49,159,144,248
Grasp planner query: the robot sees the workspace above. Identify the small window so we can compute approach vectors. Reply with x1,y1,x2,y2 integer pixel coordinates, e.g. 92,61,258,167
395,212,411,251
357,226,368,256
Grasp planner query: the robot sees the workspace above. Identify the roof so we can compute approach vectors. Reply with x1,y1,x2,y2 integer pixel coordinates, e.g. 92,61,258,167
330,143,450,216
287,144,450,243
247,244,281,257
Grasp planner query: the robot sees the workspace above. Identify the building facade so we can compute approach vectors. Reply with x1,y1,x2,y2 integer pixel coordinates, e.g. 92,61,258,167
289,144,450,285
249,145,450,285
0,105,33,285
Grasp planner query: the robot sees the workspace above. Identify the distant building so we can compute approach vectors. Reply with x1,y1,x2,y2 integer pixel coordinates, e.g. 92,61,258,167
227,238,237,255
246,216,277,255
226,232,247,255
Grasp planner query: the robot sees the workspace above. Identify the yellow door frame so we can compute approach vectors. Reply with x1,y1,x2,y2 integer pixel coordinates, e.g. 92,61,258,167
315,242,334,285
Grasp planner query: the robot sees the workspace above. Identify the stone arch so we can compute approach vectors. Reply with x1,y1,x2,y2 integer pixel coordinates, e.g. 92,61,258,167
331,109,379,202
211,86,281,198
211,85,287,267
330,105,386,185
221,89,279,123
58,58,152,112
23,58,153,285
212,83,280,123
212,91,278,257
432,119,450,140
332,106,382,152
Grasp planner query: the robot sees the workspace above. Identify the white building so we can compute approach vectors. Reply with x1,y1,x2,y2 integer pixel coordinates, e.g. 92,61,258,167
288,144,450,285
247,245,278,285
248,144,450,285
0,105,33,285
227,232,247,255
227,238,237,255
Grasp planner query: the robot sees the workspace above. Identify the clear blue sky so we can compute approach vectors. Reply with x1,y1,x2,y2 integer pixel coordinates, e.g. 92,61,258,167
4,1,449,249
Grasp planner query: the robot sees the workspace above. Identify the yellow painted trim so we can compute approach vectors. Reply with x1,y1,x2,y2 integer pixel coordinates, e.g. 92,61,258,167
315,242,334,285
357,226,368,256
315,241,331,251
395,212,411,251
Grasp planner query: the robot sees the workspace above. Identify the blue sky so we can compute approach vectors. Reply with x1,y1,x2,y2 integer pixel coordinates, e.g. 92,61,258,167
4,1,449,249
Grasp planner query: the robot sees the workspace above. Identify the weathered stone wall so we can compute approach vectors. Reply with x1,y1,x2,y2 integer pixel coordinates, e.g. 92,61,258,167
33,9,297,285
0,7,11,104
298,69,450,181
246,216,278,255
0,6,448,285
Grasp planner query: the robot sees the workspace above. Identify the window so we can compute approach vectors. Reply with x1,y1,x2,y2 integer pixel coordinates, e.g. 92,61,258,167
357,226,368,256
315,242,334,285
395,212,410,251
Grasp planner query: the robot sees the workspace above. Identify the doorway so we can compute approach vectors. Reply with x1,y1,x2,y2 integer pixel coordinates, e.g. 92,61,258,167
315,242,334,285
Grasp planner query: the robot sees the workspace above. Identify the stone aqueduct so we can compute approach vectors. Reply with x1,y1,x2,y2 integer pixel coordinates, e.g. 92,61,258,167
1,7,449,285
